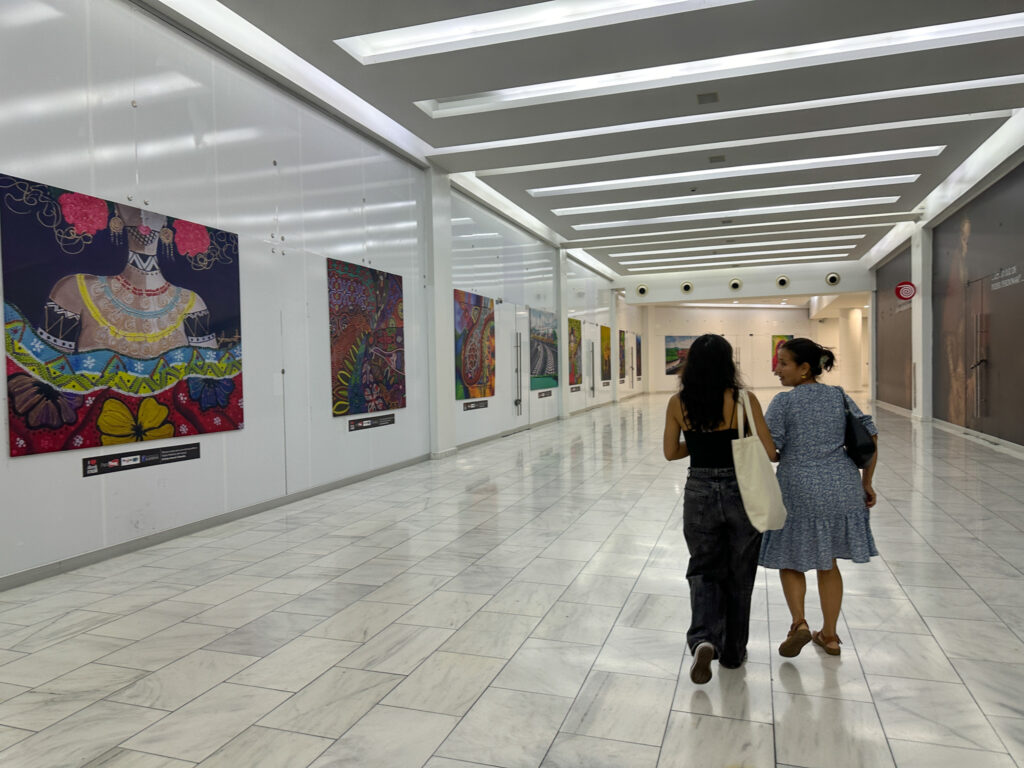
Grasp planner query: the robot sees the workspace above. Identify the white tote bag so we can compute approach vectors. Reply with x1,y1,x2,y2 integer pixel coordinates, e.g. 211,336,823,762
732,389,787,532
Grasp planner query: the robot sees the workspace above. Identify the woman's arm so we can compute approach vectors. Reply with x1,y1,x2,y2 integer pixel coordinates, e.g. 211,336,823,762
861,435,878,508
663,395,689,461
746,392,779,462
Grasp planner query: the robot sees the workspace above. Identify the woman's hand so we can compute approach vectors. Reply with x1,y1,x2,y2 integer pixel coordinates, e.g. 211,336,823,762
863,481,876,508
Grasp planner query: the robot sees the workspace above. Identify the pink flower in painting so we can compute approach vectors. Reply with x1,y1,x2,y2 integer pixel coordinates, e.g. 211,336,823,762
58,192,108,236
174,220,210,256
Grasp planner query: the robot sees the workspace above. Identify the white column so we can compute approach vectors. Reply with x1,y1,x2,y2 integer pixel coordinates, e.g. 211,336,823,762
424,166,456,458
839,308,863,391
911,225,933,421
643,303,656,394
556,250,571,420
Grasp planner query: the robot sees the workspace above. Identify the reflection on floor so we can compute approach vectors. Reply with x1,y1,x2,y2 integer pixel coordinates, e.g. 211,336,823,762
1,393,1024,767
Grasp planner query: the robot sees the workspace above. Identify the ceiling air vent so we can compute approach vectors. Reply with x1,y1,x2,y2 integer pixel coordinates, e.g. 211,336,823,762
697,92,719,104
708,155,726,164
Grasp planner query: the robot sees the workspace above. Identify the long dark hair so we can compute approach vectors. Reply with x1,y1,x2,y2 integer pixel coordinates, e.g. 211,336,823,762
679,334,742,432
781,337,836,376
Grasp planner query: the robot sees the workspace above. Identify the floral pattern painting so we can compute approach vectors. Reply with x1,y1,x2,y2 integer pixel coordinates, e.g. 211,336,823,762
328,259,405,416
454,289,495,400
619,330,626,379
1,174,242,457
568,317,582,386
600,325,611,382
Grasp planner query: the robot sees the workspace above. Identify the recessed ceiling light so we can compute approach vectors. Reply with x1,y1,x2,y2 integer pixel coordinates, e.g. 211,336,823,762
569,212,914,243
573,197,900,230
334,0,752,64
627,253,850,271
621,245,854,264
417,14,1024,116
612,234,864,257
554,176,917,216
733,300,740,304
682,302,806,308
863,304,870,308
528,147,943,197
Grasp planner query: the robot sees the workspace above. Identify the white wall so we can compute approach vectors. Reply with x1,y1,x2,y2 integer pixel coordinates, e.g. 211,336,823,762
650,306,817,391
0,0,428,578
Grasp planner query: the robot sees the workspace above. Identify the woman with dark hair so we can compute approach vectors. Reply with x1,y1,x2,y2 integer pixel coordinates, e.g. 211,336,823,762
760,337,879,657
663,334,776,684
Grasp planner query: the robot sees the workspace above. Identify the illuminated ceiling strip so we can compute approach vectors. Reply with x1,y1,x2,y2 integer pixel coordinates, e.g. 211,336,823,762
334,0,752,64
612,234,864,257
428,76,1024,155
417,13,1024,117
573,197,900,230
627,253,850,271
529,147,942,197
568,212,915,243
554,175,916,216
678,302,807,308
621,245,855,264
477,112,1010,176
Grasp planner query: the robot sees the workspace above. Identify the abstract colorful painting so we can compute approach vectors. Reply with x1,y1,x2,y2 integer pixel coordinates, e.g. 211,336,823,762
529,307,558,391
600,325,611,381
665,335,698,376
568,317,582,386
328,259,405,416
454,289,494,400
636,335,642,378
1,174,242,457
772,334,794,372
618,330,626,379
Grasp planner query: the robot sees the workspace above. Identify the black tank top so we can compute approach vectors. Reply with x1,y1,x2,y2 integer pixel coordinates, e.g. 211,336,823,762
682,393,739,468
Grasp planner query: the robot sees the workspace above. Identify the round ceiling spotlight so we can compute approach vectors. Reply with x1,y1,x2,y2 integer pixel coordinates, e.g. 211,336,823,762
728,277,742,291
825,272,841,286
680,281,694,294
776,275,790,289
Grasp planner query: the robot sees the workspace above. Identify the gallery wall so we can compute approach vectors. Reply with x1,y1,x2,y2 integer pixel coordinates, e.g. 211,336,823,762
0,0,433,579
567,263,613,414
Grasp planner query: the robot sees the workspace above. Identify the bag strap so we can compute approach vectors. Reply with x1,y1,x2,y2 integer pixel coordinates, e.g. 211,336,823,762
736,388,750,437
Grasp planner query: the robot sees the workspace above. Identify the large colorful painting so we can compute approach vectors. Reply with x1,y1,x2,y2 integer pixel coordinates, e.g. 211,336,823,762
454,289,495,400
600,325,611,381
328,259,404,416
568,317,582,386
771,334,794,372
618,330,626,379
636,335,642,378
665,335,698,376
1,174,242,457
529,307,558,391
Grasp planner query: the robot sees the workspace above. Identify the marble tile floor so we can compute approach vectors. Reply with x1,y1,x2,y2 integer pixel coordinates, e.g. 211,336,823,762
2,392,1024,767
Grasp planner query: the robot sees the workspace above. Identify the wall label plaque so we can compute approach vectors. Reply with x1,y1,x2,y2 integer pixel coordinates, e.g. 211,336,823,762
537,390,553,399
83,443,200,477
463,400,488,411
602,381,611,387
348,414,396,431
570,386,581,393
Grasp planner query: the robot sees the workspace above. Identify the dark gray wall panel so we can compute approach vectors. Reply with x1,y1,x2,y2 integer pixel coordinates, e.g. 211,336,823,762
875,248,912,410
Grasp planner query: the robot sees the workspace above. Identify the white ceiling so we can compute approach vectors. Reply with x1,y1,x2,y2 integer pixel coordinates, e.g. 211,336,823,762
143,0,1024,280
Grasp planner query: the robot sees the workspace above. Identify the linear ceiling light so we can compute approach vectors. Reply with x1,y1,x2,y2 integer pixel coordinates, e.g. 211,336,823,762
429,77,1024,155
677,302,806,308
417,13,1024,117
335,0,752,64
529,147,942,197
627,253,851,271
554,176,917,216
612,234,864,258
621,245,855,264
568,212,915,243
573,197,900,230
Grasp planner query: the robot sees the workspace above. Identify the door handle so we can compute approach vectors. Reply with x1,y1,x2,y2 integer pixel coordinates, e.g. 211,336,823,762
969,358,987,371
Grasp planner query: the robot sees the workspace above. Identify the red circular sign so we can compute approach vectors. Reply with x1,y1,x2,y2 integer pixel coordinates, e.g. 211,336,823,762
895,281,916,300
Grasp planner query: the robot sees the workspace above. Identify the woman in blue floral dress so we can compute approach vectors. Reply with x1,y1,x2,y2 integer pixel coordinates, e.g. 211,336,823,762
759,338,879,656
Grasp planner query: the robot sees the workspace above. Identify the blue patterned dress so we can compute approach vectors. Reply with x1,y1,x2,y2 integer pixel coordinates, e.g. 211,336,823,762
759,383,879,571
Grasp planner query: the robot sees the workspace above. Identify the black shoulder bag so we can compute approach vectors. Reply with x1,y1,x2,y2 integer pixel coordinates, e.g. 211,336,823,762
840,388,875,468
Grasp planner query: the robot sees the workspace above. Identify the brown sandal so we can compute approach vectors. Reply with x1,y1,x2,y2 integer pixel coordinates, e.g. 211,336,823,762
812,630,842,656
778,620,812,657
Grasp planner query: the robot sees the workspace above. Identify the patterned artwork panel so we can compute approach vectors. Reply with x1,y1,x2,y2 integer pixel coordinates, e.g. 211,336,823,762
600,325,611,382
772,334,794,372
327,259,405,416
454,289,495,400
1,173,242,457
618,330,626,379
529,308,558,391
636,335,642,378
567,317,582,386
665,335,698,376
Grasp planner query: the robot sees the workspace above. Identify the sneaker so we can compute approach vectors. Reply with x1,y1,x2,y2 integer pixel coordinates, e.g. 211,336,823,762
690,642,715,685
